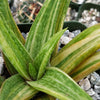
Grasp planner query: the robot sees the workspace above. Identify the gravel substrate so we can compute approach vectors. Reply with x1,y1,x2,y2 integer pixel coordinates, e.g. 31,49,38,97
65,8,78,21
79,8,100,27
86,0,100,5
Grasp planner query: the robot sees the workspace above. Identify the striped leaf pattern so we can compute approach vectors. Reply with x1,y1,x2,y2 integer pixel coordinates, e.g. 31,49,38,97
25,0,70,59
0,0,25,44
0,0,25,75
27,67,92,100
51,35,100,74
0,17,37,80
58,23,100,53
0,74,38,100
0,76,5,88
3,55,17,75
33,29,67,79
0,0,96,99
70,51,100,82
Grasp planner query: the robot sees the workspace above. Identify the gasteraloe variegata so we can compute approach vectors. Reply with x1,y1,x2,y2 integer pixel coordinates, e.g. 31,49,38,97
0,0,100,100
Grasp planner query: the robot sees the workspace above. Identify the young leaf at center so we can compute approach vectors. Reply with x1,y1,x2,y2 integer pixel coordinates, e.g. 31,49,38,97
33,29,67,80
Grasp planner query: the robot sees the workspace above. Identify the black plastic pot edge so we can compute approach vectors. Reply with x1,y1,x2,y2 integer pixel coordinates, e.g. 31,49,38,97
69,1,81,12
17,21,87,33
63,21,87,32
17,23,32,33
70,1,86,10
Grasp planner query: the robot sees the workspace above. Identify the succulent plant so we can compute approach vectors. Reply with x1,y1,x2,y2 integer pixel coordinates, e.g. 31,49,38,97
13,0,42,23
0,0,100,100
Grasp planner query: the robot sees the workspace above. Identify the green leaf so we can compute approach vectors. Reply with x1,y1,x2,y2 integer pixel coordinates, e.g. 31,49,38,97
25,0,70,59
0,74,38,100
0,76,5,88
51,35,100,74
3,55,17,75
0,17,37,80
27,67,92,100
29,63,37,80
33,29,67,80
70,51,100,82
0,0,25,44
58,23,100,54
0,0,25,75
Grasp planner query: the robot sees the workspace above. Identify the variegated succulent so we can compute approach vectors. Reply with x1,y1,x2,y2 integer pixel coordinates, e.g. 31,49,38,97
0,0,100,100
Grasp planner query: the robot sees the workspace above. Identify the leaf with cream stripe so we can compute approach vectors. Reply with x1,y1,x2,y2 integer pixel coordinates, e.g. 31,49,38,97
0,74,38,100
27,67,92,100
25,0,70,59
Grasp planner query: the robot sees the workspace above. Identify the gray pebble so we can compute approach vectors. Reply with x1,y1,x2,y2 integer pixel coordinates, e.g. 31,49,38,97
60,35,72,45
94,85,100,93
68,32,75,38
86,88,95,96
79,8,100,27
72,30,81,36
71,0,84,4
90,72,100,85
96,79,100,86
0,56,4,75
22,32,26,39
92,93,100,100
79,78,91,91
86,0,100,5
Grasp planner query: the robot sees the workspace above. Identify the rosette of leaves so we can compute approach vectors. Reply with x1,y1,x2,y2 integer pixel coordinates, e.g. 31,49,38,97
0,0,100,100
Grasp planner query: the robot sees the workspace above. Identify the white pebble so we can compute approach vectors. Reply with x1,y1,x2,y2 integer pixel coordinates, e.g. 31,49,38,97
60,36,72,45
94,85,100,93
86,88,95,96
68,32,75,38
0,56,4,75
79,78,91,91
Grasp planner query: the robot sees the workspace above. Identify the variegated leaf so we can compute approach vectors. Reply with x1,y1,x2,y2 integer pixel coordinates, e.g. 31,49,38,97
27,67,92,100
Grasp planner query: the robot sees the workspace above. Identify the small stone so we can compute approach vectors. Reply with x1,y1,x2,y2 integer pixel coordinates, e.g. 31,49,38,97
92,16,96,21
88,21,98,27
86,17,91,21
96,79,100,86
79,78,91,91
68,32,75,38
96,12,100,17
64,30,70,36
72,0,84,4
26,32,29,39
13,0,20,8
90,72,100,85
0,56,4,75
79,8,100,27
87,74,91,79
22,32,26,39
92,93,100,100
86,88,95,96
86,0,100,5
60,36,71,45
73,30,81,36
94,85,100,93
